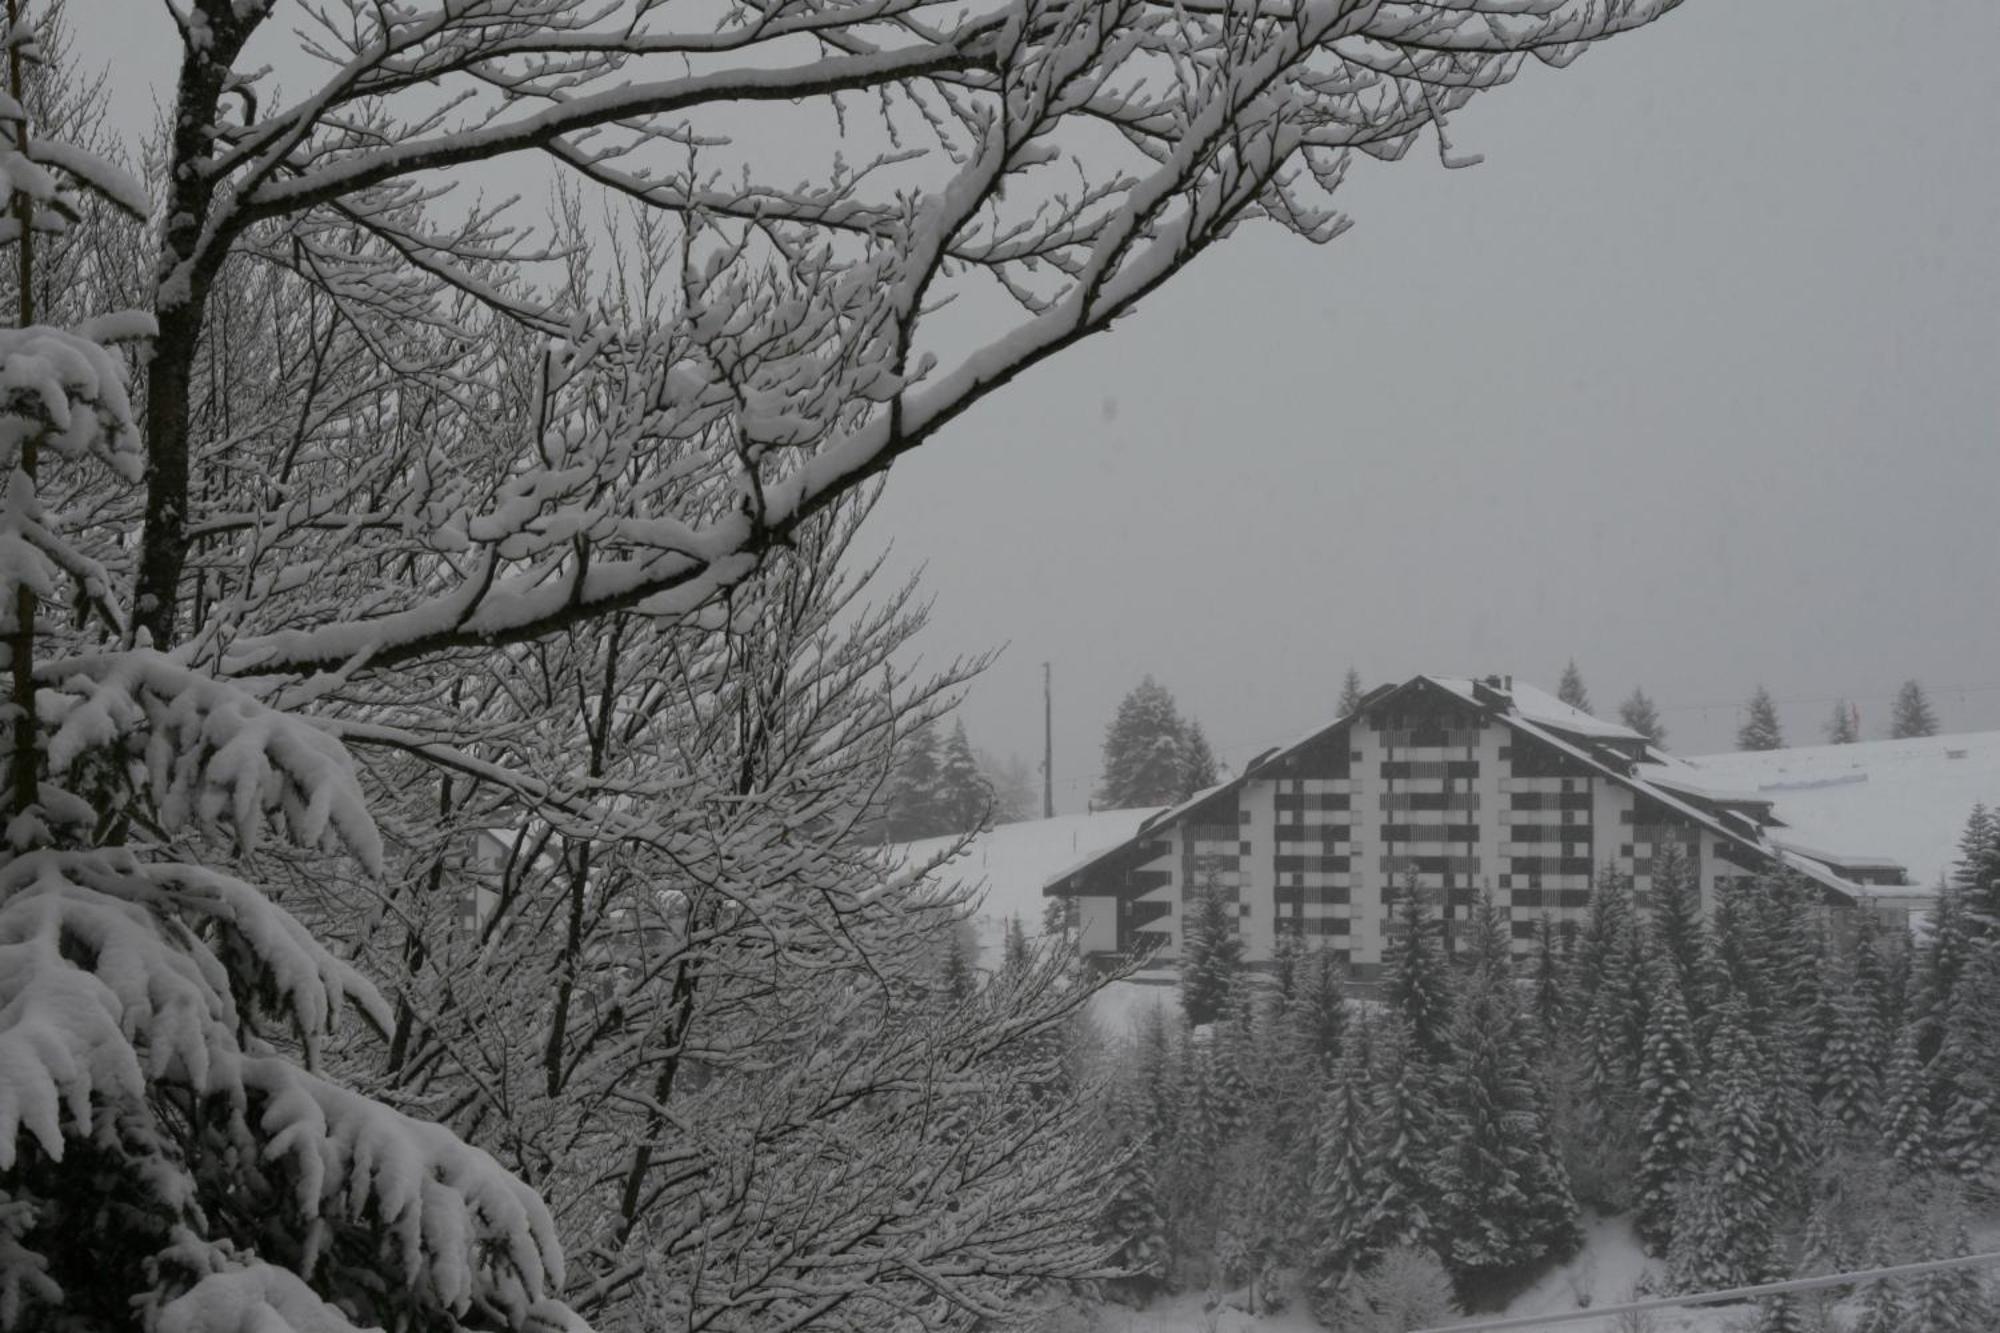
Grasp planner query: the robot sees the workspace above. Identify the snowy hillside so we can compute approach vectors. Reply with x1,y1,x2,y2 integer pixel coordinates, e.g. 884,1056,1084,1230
1684,730,2000,887
900,807,1179,1032
901,807,1160,938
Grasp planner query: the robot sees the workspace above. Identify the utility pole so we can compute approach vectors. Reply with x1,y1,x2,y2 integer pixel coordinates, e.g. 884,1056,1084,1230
1042,662,1055,819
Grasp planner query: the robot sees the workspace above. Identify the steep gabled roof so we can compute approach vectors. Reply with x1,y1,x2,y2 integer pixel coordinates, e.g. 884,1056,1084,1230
1044,673,1893,907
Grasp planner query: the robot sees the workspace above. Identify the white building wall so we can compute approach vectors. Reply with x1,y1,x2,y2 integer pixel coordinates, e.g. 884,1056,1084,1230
1239,778,1277,960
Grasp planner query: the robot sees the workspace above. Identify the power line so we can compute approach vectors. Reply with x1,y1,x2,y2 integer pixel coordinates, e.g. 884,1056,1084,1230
1414,1249,2000,1332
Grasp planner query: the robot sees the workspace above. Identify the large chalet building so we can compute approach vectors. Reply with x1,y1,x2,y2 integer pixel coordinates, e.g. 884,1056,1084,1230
1043,674,1911,978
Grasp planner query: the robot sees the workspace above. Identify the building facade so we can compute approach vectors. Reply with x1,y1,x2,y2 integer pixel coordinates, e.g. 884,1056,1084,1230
1044,674,1908,978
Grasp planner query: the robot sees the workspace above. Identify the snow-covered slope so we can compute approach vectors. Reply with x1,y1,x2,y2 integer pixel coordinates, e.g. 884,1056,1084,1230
1683,731,2000,888
899,807,1178,1033
900,808,1161,939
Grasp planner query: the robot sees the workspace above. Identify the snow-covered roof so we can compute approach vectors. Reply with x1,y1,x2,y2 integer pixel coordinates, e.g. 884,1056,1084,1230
1504,680,1648,742
1680,731,2000,888
1639,769,1775,807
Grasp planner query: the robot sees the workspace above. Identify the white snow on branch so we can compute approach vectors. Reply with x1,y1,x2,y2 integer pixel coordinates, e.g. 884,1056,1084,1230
41,650,384,870
25,136,151,221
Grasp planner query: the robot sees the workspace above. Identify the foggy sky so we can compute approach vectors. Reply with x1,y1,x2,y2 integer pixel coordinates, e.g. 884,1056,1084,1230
92,2,2000,809
864,0,2000,806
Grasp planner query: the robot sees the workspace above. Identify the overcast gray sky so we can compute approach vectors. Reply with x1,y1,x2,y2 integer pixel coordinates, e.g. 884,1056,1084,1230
95,2,1999,808
859,0,2000,804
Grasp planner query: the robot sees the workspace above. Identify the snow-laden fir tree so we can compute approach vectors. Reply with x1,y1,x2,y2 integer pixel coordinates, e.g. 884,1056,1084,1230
1849,1231,1906,1333
1825,698,1860,744
1816,954,1884,1135
1359,1018,1448,1261
939,918,979,1002
1435,895,1579,1293
1165,1024,1224,1276
1288,942,1349,1073
1909,1213,1994,1332
1648,843,1706,1024
1097,1073,1169,1295
1531,914,1566,1042
1180,862,1245,1026
1751,1291,1808,1333
1952,804,2000,938
1096,676,1187,809
1670,998,1777,1291
935,718,988,834
1382,876,1452,1063
1306,1040,1377,1288
1890,679,1939,739
1738,685,1785,751
1634,955,1699,1253
1180,719,1219,799
1934,940,2000,1181
1617,685,1665,745
1879,1023,1941,1174
1557,659,1592,713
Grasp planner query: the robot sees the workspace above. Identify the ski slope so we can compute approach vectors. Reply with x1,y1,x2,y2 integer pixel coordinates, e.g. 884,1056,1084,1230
1683,730,2000,888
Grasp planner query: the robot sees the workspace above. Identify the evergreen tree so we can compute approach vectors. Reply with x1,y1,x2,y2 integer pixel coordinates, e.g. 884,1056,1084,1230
1879,1022,1940,1173
1180,719,1220,798
1133,1003,1180,1147
1557,659,1592,713
1635,957,1699,1253
1382,878,1452,1062
1911,1216,1992,1332
1166,1027,1223,1267
1290,943,1349,1071
1360,1020,1447,1259
1752,1292,1808,1333
1003,913,1032,973
1338,666,1366,717
1648,843,1706,1024
1824,698,1860,744
1618,685,1666,746
1180,866,1245,1026
1816,963,1882,1135
887,719,946,838
1890,678,1939,739
1671,999,1776,1291
1737,684,1785,751
1437,913,1580,1289
936,719,989,833
940,919,978,1001
1952,805,2000,938
1097,676,1188,808
1531,914,1566,1044
1098,1145,1169,1290
1935,942,2000,1181
1308,1040,1377,1284
1849,1232,1905,1333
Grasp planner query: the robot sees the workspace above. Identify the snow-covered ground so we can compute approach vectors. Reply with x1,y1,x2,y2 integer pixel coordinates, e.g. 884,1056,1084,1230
900,807,1177,1033
1683,729,2000,888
